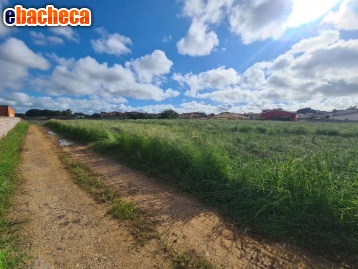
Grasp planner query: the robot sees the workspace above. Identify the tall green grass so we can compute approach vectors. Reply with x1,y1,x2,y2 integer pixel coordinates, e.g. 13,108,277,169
0,122,29,268
46,119,358,262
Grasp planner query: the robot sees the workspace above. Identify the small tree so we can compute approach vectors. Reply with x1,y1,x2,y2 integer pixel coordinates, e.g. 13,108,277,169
62,109,72,117
160,109,178,119
91,113,101,118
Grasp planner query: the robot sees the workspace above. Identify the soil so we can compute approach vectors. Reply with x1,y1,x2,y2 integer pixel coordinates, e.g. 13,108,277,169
9,125,342,268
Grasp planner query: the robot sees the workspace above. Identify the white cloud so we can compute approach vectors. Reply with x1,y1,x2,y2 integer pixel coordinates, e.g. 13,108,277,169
116,103,177,114
291,30,340,53
177,20,219,56
3,91,357,115
49,26,79,42
174,31,358,111
179,0,353,54
287,0,340,27
0,38,50,90
91,27,132,56
322,0,358,31
0,92,128,114
129,50,173,83
182,0,234,25
173,66,241,96
163,88,181,99
177,0,296,55
162,35,172,43
32,56,179,102
30,32,64,46
229,0,293,44
177,0,233,56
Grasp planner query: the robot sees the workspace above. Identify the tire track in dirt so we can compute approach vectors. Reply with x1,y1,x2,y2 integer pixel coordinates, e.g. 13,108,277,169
43,126,340,269
9,125,170,268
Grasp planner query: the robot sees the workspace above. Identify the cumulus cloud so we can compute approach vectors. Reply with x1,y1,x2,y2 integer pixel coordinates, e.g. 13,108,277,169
229,0,293,44
177,20,219,56
129,50,173,83
91,27,132,56
173,66,241,96
30,32,64,46
0,91,129,114
49,26,79,42
174,31,358,111
32,55,179,102
0,90,181,114
177,0,233,56
177,0,296,55
322,0,358,31
291,30,340,53
178,0,355,55
243,31,358,101
179,100,274,114
0,38,50,90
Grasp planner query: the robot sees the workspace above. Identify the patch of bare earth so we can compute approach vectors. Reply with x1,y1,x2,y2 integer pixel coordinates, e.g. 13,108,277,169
10,125,343,268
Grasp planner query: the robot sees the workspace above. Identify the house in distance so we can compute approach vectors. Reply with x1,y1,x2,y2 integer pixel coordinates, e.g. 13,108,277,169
261,108,297,121
0,105,15,117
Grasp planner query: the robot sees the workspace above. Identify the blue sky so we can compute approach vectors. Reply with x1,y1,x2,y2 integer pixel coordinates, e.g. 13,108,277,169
0,0,358,114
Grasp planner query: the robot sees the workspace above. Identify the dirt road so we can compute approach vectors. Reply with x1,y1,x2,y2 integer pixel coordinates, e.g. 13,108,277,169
10,125,169,268
10,125,338,268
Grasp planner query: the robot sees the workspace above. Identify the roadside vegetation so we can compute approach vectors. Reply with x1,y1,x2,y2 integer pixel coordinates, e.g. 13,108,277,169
0,122,29,269
46,119,358,263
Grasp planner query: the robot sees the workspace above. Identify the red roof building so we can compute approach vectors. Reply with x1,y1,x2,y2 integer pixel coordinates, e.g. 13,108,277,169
261,109,296,122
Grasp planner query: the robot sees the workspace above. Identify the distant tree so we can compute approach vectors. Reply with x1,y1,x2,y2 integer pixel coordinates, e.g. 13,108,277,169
62,109,72,117
297,107,316,114
26,109,41,117
129,113,146,119
25,108,73,117
160,109,178,119
91,113,101,118
15,113,26,118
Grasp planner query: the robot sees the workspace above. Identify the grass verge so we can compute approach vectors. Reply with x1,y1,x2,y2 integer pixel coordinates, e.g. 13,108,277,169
59,154,159,246
0,121,29,269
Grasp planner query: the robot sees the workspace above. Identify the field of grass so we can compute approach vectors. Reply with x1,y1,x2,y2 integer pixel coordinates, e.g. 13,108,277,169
46,119,358,261
0,121,29,269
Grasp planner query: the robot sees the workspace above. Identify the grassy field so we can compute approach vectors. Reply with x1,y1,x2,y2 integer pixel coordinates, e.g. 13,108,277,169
0,121,29,269
46,119,358,261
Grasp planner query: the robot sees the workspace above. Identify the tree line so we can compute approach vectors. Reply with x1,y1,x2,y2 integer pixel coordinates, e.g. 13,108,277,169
25,109,72,117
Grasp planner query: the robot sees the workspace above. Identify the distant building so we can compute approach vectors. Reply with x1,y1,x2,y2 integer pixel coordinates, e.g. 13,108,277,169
100,111,118,117
330,112,358,121
330,109,358,121
261,109,296,121
179,112,208,119
296,113,308,120
213,112,248,120
245,112,261,120
0,105,15,117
